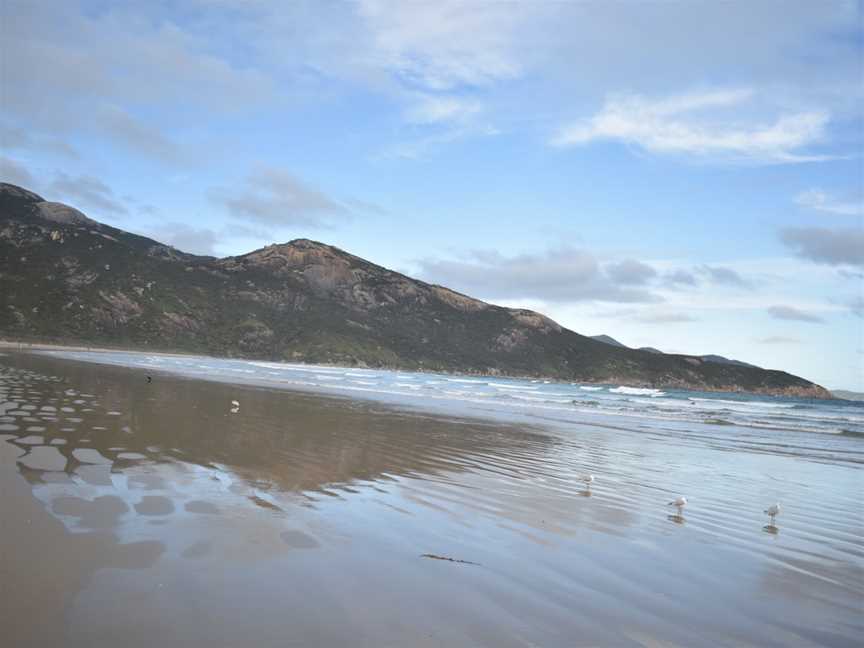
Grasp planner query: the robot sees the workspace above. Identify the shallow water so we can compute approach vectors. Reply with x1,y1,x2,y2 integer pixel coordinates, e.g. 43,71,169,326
1,351,861,647
40,349,864,440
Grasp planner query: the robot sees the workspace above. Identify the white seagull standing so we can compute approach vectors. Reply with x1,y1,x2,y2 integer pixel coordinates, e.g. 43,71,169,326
579,474,595,490
230,399,240,414
668,495,687,517
764,503,780,526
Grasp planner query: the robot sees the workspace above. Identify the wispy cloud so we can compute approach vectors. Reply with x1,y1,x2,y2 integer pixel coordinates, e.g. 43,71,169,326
552,89,832,164
386,92,495,160
404,94,483,125
97,105,184,164
634,312,696,324
145,223,222,256
210,166,351,228
415,247,662,304
4,2,275,161
663,269,699,288
699,265,752,288
356,0,527,90
0,160,148,220
0,156,36,188
380,123,499,160
46,171,128,217
605,259,657,286
0,125,77,158
758,336,801,345
767,305,824,323
795,188,864,217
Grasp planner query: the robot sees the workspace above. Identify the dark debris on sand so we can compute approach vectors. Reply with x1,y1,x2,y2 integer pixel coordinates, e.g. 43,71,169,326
421,553,480,566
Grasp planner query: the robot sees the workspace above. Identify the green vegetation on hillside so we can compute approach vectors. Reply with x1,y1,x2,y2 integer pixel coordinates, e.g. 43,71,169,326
0,182,830,398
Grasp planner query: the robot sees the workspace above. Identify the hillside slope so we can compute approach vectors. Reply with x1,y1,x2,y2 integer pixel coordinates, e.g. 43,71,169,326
591,334,759,368
0,182,830,397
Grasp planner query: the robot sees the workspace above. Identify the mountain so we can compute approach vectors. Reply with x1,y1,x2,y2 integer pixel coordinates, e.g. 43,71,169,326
832,390,864,402
638,346,664,354
589,334,627,348
0,182,831,398
698,354,758,369
593,334,760,369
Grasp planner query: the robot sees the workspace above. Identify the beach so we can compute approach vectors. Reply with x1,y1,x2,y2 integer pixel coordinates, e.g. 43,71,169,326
1,350,861,647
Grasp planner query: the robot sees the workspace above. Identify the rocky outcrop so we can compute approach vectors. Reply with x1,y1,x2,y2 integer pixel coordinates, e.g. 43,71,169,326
431,286,488,312
752,384,832,399
509,309,561,334
37,202,96,227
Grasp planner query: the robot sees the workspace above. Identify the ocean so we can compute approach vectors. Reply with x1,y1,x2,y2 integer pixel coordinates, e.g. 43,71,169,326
1,349,861,647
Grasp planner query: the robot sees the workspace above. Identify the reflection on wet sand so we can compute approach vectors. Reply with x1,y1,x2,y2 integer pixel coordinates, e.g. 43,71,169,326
0,437,166,647
0,355,581,647
1,352,862,648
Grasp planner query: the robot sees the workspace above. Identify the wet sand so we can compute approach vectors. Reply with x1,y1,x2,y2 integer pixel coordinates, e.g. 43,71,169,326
0,352,861,647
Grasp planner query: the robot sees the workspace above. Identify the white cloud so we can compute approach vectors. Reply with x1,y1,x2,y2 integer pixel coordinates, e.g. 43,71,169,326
795,189,864,216
390,92,493,158
404,94,483,125
552,89,832,163
356,0,527,90
7,1,857,164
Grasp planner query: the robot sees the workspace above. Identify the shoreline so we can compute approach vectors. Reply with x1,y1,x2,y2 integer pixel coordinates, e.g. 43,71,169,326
11,346,861,447
0,338,835,400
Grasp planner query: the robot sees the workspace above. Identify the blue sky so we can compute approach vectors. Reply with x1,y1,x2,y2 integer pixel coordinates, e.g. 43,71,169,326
2,0,862,390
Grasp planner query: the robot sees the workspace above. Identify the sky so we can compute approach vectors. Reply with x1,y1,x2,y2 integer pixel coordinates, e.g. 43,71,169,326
1,0,862,390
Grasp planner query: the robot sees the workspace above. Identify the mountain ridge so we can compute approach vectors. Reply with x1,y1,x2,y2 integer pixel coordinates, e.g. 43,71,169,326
591,334,759,369
0,182,831,398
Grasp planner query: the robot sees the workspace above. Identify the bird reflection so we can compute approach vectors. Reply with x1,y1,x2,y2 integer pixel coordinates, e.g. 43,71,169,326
667,495,687,523
762,503,780,534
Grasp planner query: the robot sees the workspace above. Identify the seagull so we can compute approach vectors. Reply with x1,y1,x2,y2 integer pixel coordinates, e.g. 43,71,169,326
668,495,687,517
764,503,780,526
230,399,240,413
579,474,595,490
